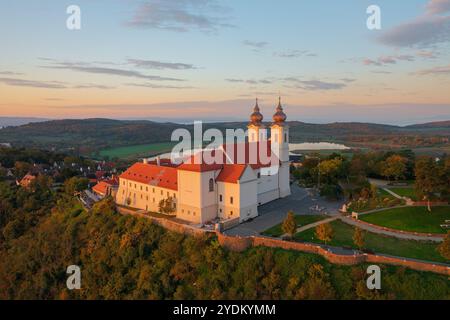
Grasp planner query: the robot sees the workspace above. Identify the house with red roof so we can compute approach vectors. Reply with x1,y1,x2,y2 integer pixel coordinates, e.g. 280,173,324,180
18,173,36,189
115,99,291,226
92,177,119,198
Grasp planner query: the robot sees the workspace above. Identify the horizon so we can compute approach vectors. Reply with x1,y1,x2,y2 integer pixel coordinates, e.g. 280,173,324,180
1,0,450,124
1,114,450,127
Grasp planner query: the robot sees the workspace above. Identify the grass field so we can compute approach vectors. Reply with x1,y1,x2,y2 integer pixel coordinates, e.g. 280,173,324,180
378,188,397,200
388,187,418,200
262,214,329,237
97,142,176,159
360,206,450,234
294,220,447,263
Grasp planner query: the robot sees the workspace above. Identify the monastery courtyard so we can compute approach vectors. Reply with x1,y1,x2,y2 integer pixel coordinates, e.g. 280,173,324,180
225,184,344,237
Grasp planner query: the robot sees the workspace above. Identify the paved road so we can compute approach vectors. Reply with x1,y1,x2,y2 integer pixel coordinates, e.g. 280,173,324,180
225,184,344,236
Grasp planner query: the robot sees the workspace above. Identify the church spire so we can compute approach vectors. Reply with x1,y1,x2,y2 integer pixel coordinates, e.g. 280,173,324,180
249,97,263,126
272,96,286,124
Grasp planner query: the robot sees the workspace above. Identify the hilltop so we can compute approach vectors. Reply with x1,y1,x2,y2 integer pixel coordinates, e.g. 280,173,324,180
0,118,449,156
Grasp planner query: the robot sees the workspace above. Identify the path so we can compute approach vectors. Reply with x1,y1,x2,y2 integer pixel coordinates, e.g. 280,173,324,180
225,184,344,237
280,215,339,238
339,216,444,242
382,187,403,200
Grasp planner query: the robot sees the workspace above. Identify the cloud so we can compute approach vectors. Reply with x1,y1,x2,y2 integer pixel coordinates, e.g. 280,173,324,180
283,78,347,91
125,82,195,89
0,77,67,89
126,0,233,33
274,50,317,58
378,0,450,48
426,0,450,14
73,84,115,90
127,59,196,70
41,60,185,82
416,50,439,58
0,76,116,90
412,64,450,75
242,40,268,49
362,54,415,66
0,71,24,76
225,78,272,84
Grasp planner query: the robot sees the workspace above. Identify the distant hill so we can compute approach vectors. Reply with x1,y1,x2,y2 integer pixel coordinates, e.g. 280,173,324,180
0,117,50,128
0,118,448,155
404,121,450,129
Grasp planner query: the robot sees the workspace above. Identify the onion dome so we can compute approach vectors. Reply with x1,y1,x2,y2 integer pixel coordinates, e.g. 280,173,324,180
272,96,287,124
250,98,263,125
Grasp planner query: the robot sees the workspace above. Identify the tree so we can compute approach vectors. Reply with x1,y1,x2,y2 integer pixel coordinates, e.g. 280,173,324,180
353,227,365,250
437,231,450,260
14,161,32,179
381,155,407,182
159,197,176,215
415,157,445,212
315,223,333,245
318,158,343,184
64,176,89,195
281,211,297,238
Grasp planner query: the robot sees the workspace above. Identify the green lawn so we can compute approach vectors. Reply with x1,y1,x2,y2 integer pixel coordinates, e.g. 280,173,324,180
262,214,329,237
360,206,450,234
388,187,418,200
97,142,176,159
294,220,448,264
378,188,397,200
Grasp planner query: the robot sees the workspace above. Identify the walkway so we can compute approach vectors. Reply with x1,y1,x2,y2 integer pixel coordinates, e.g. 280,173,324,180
280,215,339,238
225,184,343,237
382,187,403,200
339,216,444,242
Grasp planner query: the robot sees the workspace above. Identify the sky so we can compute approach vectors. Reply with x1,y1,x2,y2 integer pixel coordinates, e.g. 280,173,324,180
0,0,450,125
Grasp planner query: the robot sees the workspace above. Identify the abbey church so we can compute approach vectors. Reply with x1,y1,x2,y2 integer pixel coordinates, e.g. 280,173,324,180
115,99,291,225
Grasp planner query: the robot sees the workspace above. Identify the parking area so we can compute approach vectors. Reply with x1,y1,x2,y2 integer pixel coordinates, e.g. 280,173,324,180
224,184,344,237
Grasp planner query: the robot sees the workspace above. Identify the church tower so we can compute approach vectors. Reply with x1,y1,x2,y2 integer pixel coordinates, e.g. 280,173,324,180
247,98,267,142
271,97,291,197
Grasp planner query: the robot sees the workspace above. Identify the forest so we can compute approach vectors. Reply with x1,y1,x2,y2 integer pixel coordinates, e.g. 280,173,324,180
0,180,448,300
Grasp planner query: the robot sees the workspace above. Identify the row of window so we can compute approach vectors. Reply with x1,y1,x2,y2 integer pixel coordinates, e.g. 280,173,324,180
181,209,196,216
123,181,176,198
219,194,234,204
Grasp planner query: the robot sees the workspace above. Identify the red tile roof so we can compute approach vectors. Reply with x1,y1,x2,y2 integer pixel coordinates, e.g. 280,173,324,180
119,163,178,191
92,178,118,196
120,141,281,187
177,152,224,172
221,141,278,169
19,174,36,188
216,164,247,184
177,141,279,172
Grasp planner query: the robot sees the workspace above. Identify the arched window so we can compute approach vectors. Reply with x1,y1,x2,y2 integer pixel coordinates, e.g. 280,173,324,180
209,178,214,192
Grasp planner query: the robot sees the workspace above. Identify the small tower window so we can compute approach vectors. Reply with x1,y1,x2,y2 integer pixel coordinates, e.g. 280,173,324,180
209,178,214,192
284,133,287,143
230,196,234,204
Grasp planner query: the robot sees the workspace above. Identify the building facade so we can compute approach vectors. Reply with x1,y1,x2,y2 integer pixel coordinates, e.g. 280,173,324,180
115,99,291,225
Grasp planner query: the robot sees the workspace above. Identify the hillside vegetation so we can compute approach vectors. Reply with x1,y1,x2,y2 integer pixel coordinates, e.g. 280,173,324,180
0,181,448,299
0,119,449,156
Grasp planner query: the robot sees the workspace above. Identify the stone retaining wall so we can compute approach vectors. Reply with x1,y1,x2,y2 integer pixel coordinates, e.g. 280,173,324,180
216,232,450,276
119,206,450,276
